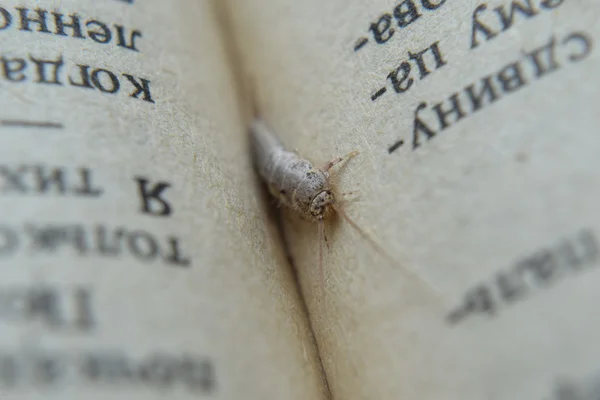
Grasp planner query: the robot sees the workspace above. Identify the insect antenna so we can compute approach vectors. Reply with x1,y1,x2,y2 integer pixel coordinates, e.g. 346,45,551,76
318,217,326,314
331,203,439,295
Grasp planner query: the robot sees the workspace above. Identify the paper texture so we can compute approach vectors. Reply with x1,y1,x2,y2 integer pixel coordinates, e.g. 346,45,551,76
225,0,600,398
0,0,327,398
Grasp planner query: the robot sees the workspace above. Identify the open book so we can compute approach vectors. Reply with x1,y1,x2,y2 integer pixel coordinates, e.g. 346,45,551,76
2,0,599,398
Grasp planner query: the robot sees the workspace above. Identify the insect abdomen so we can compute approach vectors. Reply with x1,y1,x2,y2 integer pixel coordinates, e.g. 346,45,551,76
250,119,329,217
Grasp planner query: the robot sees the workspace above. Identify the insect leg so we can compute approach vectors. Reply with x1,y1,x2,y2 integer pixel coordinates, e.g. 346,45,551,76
320,150,359,173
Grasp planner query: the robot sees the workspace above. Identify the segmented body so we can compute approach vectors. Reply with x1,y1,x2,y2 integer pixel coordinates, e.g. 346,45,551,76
250,119,334,220
249,116,437,300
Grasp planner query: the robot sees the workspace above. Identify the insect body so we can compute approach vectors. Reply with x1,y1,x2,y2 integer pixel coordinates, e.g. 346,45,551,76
249,117,438,306
250,118,350,221
250,117,371,307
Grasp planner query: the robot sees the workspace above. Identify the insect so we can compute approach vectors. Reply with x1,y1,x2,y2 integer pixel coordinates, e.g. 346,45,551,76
249,117,403,304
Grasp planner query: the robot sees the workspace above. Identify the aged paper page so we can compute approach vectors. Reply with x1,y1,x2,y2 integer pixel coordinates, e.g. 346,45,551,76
0,0,328,399
225,0,600,399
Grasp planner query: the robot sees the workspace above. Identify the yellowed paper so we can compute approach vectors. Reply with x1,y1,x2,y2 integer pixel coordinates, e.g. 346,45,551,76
225,0,600,399
0,0,327,398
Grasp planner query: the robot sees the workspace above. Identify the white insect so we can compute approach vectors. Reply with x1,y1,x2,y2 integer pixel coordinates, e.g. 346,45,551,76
249,117,400,303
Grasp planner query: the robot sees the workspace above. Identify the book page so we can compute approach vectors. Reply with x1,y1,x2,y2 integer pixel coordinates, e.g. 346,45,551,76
0,0,328,399
225,0,600,399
